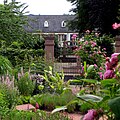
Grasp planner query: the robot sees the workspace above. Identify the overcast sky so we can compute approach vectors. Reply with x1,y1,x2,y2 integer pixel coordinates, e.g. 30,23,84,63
0,0,74,15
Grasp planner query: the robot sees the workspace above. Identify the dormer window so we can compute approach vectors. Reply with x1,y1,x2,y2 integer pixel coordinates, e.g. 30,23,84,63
44,21,49,27
61,21,66,27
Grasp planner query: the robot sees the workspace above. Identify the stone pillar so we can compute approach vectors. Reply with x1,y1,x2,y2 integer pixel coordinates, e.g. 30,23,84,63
44,34,55,64
115,36,120,53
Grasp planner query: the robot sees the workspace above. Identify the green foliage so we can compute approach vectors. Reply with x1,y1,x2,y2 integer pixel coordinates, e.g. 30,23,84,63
0,83,19,117
96,35,114,57
41,66,66,94
30,89,76,111
17,95,31,104
0,1,45,68
67,0,119,34
17,72,35,96
3,110,70,120
108,97,120,119
0,55,13,75
80,102,93,113
0,92,9,117
0,2,28,45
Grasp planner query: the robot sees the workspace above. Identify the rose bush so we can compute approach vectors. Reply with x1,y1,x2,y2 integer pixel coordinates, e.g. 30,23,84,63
73,33,106,67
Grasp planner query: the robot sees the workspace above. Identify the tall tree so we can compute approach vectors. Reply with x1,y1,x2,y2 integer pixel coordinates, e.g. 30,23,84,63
67,0,120,34
0,1,40,48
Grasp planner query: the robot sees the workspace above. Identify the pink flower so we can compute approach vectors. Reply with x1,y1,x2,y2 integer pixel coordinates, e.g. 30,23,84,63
94,64,97,67
85,41,88,45
86,30,90,34
35,103,39,109
99,67,103,70
98,72,103,79
110,53,120,67
112,23,120,29
105,61,112,70
72,34,77,40
103,48,106,50
111,53,120,58
103,70,114,79
106,57,110,62
90,41,97,47
110,56,118,67
83,109,97,120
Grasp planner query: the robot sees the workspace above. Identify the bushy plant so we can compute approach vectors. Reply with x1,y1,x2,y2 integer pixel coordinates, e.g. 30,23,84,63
0,83,19,117
41,66,67,94
74,36,106,67
17,72,35,96
96,34,114,57
30,89,76,111
3,110,70,120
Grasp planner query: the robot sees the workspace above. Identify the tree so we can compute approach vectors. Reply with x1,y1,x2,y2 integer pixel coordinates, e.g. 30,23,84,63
67,0,120,35
0,1,45,67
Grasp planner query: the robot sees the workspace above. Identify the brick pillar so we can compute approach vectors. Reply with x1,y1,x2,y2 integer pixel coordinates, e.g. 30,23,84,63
115,36,120,53
44,34,55,64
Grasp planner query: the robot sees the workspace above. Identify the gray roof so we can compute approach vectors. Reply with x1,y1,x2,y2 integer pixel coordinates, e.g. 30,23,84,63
25,15,75,33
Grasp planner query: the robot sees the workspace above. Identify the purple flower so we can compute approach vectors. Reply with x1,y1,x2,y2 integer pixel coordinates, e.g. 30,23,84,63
83,109,97,120
103,70,114,79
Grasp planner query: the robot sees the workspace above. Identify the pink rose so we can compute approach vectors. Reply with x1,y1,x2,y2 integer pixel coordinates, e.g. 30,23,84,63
72,34,77,40
112,23,120,29
111,53,120,58
105,61,112,70
110,56,118,67
83,109,97,120
103,70,114,79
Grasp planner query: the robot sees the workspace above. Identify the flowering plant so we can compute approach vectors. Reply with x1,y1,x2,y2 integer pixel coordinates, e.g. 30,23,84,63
102,53,120,79
73,33,106,67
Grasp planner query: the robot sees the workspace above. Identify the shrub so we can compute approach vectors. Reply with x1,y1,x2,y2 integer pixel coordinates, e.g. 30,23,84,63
0,83,19,117
96,34,114,57
17,72,35,96
3,110,70,120
74,34,106,67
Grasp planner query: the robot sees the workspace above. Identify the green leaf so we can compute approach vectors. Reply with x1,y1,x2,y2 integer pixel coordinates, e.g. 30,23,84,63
101,79,117,87
108,97,120,119
51,106,67,114
81,79,98,84
77,94,103,102
84,61,87,73
67,79,82,85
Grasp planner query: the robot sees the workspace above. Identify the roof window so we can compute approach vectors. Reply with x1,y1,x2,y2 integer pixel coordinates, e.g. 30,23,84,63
44,21,49,27
61,21,66,27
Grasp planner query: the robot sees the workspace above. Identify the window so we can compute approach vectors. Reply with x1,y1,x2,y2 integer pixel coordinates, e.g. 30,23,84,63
44,21,49,27
61,21,66,27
